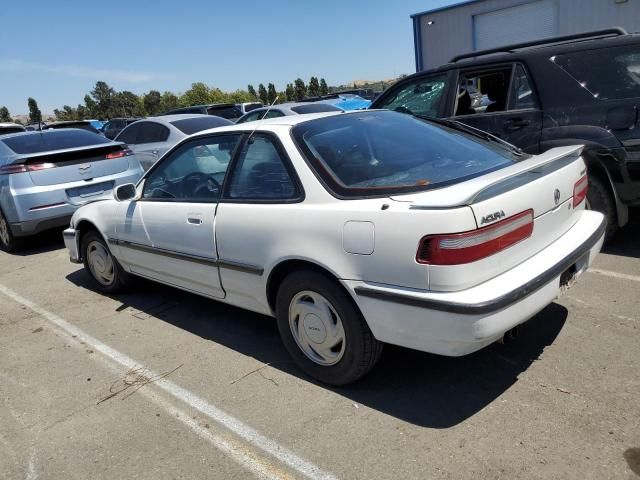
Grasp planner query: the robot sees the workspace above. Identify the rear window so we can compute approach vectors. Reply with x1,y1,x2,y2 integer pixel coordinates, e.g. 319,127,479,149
170,116,233,135
553,45,640,100
290,104,342,114
1,130,111,154
292,111,519,197
47,123,100,134
207,105,242,119
243,103,263,113
0,127,25,136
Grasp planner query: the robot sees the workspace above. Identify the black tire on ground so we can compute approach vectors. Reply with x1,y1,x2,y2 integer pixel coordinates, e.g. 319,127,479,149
586,175,618,240
81,230,131,293
0,208,22,253
275,270,383,386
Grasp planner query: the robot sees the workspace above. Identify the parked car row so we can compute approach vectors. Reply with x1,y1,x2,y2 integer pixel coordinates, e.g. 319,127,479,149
4,27,634,385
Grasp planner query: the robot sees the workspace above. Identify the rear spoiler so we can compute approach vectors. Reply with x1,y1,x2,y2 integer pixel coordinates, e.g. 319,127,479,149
10,142,127,165
396,145,584,209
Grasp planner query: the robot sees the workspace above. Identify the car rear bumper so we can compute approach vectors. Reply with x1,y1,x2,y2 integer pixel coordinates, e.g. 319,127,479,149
346,210,606,356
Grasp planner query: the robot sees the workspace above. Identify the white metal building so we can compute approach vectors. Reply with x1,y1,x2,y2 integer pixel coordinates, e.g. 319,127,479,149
412,0,640,71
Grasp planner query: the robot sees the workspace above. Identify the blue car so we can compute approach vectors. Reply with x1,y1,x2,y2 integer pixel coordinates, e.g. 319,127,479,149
0,129,143,252
317,94,372,111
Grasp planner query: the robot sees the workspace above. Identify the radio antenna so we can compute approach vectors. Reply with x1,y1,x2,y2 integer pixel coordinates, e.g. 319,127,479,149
248,95,279,143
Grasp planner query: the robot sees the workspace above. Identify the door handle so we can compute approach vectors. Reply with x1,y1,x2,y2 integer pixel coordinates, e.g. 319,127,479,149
505,118,531,131
187,217,203,225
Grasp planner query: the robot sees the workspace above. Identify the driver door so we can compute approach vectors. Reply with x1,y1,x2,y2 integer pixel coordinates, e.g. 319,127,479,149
115,134,241,298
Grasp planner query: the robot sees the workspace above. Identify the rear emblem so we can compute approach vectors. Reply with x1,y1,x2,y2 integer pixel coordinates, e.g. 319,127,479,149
554,189,561,205
78,164,91,172
480,210,505,225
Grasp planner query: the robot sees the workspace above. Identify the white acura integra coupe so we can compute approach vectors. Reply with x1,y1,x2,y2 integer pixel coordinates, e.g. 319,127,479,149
64,110,605,385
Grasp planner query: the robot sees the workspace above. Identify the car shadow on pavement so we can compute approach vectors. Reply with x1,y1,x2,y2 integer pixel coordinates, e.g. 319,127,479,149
66,269,568,428
602,209,640,259
13,228,65,256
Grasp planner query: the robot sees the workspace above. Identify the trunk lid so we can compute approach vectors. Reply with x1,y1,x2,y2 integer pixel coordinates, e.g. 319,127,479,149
391,146,587,291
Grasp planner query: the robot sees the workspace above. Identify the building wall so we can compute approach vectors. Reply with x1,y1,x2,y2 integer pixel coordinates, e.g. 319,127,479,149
414,0,640,71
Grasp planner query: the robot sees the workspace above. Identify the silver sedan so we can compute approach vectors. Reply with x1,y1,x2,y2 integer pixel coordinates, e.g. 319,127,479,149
235,102,343,124
115,114,232,171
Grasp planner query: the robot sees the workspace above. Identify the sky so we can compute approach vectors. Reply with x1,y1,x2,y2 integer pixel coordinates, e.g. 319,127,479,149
0,0,460,115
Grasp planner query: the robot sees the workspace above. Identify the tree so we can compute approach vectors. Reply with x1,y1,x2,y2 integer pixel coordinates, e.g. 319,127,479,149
277,92,287,104
258,83,268,105
319,78,329,96
28,98,42,123
84,94,98,118
112,91,143,117
0,106,11,122
247,84,257,100
160,91,178,112
76,104,87,120
143,90,162,116
285,83,295,102
267,83,277,104
294,78,306,101
90,81,115,119
180,82,210,107
308,77,320,97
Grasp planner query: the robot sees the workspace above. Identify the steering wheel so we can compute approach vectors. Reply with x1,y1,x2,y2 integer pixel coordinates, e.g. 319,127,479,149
181,172,221,200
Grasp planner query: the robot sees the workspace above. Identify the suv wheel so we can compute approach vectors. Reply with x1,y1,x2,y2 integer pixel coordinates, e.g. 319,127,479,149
275,270,383,385
0,209,21,253
586,175,618,239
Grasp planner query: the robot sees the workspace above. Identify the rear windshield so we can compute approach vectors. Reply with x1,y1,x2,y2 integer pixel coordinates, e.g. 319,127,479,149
0,127,25,136
206,105,242,119
170,116,233,135
1,130,111,154
47,123,99,133
290,104,342,114
292,110,520,197
553,45,640,100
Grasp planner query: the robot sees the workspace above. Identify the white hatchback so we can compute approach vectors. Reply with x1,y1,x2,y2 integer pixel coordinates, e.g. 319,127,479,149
64,110,605,385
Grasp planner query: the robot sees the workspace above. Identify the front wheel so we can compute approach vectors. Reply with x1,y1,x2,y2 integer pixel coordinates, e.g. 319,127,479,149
81,230,131,293
275,271,383,385
586,175,618,240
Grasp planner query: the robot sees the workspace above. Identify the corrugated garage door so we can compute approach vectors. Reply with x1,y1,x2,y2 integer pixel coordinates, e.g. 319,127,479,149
473,0,558,50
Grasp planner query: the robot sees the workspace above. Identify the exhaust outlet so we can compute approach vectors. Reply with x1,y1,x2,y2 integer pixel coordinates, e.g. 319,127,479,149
498,326,520,344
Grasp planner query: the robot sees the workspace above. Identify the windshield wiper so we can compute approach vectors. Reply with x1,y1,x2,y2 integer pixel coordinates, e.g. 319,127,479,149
417,115,525,156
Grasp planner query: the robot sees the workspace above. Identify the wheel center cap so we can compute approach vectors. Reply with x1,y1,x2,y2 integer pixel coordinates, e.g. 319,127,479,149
303,313,326,343
94,255,106,271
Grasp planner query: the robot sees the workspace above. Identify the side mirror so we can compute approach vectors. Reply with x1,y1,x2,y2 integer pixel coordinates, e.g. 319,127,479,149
114,183,137,202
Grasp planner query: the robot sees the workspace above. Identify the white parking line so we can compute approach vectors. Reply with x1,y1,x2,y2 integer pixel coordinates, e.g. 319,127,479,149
588,268,640,283
0,283,338,480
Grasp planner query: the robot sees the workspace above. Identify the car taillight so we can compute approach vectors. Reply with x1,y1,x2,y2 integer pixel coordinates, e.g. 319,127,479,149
0,164,28,175
27,162,55,171
105,148,133,159
416,210,534,265
573,175,588,207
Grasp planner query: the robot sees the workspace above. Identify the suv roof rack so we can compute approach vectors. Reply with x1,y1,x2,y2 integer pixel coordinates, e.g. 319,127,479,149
450,27,628,63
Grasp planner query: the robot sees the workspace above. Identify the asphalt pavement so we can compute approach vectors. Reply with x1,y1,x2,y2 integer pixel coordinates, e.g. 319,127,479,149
1,214,639,479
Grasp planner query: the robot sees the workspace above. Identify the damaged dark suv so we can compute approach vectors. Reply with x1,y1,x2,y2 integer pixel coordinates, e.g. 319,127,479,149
372,28,640,238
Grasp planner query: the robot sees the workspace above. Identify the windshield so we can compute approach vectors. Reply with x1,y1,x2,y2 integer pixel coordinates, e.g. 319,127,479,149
292,110,521,197
2,130,111,154
374,74,448,118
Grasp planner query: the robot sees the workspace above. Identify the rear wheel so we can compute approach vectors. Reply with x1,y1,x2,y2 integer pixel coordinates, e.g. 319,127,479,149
0,209,21,253
275,270,383,385
81,230,131,293
586,175,618,240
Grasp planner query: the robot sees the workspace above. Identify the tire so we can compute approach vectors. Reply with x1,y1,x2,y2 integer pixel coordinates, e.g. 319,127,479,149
586,175,618,240
81,230,131,293
275,270,383,386
0,208,22,253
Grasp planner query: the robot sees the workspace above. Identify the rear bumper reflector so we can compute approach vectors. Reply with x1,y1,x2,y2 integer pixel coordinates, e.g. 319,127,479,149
29,202,66,211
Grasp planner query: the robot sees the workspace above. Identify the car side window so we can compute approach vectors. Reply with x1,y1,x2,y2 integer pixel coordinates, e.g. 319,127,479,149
263,109,285,119
142,134,241,203
454,67,513,116
116,123,140,144
136,122,169,144
377,74,448,118
509,64,538,110
225,135,298,201
237,111,262,124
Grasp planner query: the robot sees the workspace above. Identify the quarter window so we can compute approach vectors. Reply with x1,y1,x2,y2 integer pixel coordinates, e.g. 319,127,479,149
142,134,241,203
225,135,298,201
116,123,139,144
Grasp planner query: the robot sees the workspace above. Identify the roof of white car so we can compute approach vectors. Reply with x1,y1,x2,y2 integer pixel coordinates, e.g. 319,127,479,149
0,122,25,128
144,113,212,123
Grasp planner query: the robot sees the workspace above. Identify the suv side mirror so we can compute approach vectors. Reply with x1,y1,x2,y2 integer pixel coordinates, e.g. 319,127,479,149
114,183,137,202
